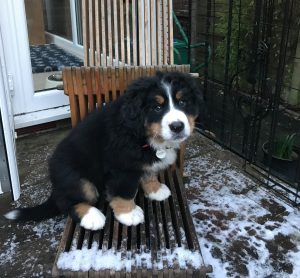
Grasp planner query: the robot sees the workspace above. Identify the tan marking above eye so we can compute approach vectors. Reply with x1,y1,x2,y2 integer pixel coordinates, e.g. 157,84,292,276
175,91,183,100
154,95,165,105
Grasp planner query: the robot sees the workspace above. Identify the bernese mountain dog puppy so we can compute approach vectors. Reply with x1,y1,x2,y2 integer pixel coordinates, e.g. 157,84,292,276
5,71,203,230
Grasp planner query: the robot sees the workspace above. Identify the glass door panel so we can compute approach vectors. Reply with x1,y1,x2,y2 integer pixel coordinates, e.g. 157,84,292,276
24,0,83,92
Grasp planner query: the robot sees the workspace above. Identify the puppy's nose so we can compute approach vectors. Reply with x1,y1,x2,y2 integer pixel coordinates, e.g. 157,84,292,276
169,121,184,133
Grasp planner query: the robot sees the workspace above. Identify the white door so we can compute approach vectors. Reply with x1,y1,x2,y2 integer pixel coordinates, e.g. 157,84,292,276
0,0,83,129
0,27,20,200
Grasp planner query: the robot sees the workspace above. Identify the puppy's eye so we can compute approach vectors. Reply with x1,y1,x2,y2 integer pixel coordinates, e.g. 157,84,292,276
154,105,162,112
178,100,186,107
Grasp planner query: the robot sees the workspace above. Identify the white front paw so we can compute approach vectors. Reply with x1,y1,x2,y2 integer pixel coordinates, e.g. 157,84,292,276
80,207,106,230
115,205,144,226
147,183,171,201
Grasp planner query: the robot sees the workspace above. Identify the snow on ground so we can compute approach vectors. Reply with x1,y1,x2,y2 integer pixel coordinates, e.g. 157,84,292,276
1,131,300,277
184,135,300,278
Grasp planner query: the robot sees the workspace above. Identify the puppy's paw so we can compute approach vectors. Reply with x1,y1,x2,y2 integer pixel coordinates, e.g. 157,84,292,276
115,205,144,226
146,183,171,201
80,207,106,230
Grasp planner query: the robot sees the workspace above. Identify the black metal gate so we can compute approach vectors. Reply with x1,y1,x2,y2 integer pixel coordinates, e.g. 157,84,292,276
173,0,300,206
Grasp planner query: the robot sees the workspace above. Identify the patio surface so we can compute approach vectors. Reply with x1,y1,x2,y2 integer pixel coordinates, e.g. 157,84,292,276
0,127,300,277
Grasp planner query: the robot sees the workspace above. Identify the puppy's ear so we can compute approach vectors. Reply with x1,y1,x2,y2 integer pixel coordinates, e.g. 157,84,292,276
155,71,164,79
120,91,144,131
120,77,153,136
120,76,158,136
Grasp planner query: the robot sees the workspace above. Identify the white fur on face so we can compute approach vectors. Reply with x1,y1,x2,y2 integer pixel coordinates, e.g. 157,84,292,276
161,82,191,141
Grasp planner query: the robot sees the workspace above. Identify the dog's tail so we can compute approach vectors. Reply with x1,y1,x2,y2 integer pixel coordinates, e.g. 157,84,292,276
4,197,60,222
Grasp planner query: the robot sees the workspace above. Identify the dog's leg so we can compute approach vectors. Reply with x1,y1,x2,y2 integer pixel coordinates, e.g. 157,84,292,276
141,175,171,201
110,197,144,226
70,202,106,230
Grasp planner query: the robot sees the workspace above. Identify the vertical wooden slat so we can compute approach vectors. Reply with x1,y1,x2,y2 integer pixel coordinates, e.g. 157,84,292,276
125,0,131,65
146,197,158,274
131,0,137,65
88,0,95,66
119,67,126,95
149,65,156,76
95,0,101,66
77,67,88,120
82,0,89,66
120,225,129,274
144,0,150,65
150,0,157,65
126,67,132,87
138,1,144,65
63,68,79,127
156,0,162,65
94,68,102,107
85,67,95,112
162,0,168,64
104,67,111,104
111,220,120,251
114,67,120,98
119,0,125,64
111,67,117,101
100,0,107,66
107,0,113,66
113,0,119,65
146,66,152,81
168,0,174,64
107,67,113,102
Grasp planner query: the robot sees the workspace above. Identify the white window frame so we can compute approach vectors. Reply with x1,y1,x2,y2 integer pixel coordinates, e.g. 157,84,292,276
0,27,20,200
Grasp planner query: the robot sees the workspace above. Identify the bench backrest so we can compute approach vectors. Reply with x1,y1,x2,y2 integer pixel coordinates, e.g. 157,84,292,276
82,0,174,66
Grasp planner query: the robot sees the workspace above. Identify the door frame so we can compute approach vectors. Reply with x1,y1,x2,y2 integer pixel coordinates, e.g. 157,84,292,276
0,27,20,200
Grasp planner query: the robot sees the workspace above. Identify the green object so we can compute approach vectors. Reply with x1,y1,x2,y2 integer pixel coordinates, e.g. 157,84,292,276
273,133,297,160
173,11,211,72
174,39,189,64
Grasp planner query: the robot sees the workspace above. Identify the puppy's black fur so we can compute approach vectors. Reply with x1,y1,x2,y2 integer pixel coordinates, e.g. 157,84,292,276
5,71,203,223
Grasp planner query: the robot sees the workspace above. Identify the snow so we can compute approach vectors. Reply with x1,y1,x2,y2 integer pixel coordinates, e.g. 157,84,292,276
57,243,202,272
0,235,19,265
184,140,300,278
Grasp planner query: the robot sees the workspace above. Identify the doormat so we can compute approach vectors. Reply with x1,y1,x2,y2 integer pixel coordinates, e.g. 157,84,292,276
30,44,83,73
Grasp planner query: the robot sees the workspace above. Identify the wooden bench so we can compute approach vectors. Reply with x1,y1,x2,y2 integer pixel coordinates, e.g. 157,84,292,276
52,65,212,277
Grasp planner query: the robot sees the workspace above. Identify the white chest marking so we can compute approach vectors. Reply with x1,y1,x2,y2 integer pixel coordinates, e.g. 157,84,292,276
145,148,177,173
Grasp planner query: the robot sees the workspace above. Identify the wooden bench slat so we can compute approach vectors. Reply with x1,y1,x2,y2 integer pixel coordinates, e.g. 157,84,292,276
100,0,106,66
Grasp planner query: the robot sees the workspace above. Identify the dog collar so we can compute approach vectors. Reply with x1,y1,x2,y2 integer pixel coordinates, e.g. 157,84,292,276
141,143,171,159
